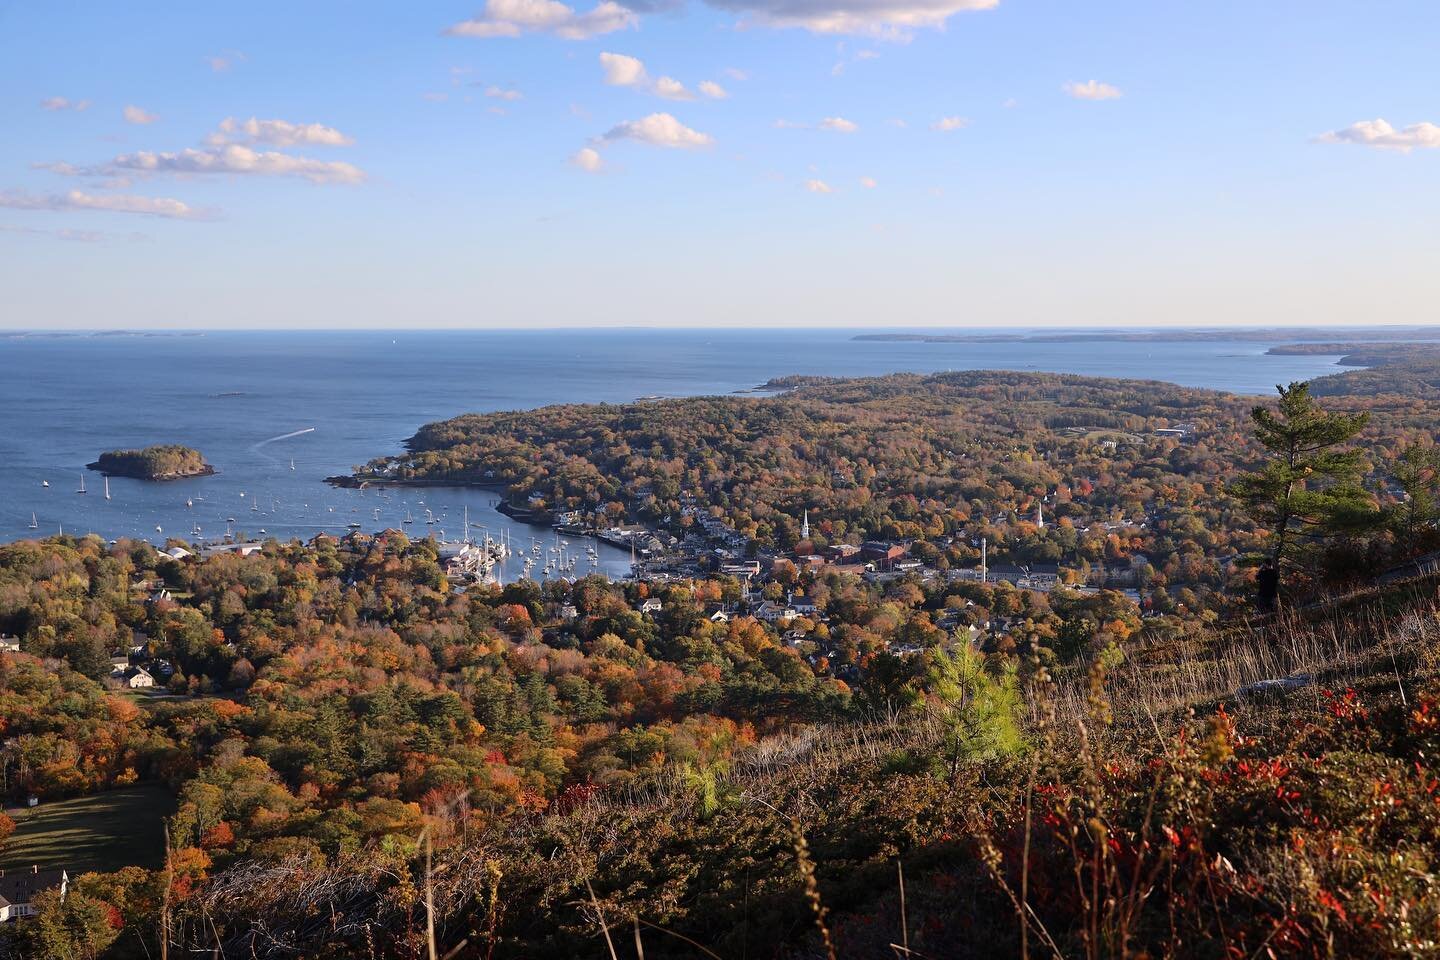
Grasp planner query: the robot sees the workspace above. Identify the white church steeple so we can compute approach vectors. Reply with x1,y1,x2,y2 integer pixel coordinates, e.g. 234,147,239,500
800,509,810,540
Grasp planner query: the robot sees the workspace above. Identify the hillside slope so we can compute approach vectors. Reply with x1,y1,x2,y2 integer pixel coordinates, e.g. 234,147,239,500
177,579,1440,958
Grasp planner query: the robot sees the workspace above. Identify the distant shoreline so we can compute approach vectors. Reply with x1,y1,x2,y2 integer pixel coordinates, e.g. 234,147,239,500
855,328,1440,345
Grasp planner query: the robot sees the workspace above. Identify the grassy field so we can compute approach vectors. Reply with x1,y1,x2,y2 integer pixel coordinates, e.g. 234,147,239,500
2,784,175,875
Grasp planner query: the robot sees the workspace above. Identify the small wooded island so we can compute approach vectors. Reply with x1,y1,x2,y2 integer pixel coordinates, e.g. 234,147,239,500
87,444,214,480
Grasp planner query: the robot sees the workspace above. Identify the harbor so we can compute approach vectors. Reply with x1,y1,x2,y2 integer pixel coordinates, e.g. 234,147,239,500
9,469,637,585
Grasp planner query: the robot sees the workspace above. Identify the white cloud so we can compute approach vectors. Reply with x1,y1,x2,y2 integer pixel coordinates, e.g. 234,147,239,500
41,97,90,112
123,105,159,125
572,147,604,171
1063,79,1122,101
859,176,877,188
804,178,834,193
207,117,355,148
601,112,713,148
57,145,365,185
1315,118,1440,153
446,0,636,39
931,115,968,131
705,0,995,38
723,67,749,81
698,80,728,99
0,188,213,220
820,116,859,133
600,52,648,87
600,53,695,99
485,85,525,101
652,76,694,100
423,92,450,102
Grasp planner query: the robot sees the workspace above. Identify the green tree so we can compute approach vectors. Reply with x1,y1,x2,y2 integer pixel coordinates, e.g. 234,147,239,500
1386,443,1440,556
926,644,1024,778
4,889,118,960
1230,382,1374,608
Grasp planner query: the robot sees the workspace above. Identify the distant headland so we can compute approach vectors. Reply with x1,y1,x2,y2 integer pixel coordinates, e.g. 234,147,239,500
87,445,215,481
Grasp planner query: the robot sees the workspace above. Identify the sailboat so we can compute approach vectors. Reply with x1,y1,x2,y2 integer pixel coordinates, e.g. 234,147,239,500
289,459,295,471
41,480,49,488
104,475,111,500
29,513,38,530
403,508,413,525
77,473,86,495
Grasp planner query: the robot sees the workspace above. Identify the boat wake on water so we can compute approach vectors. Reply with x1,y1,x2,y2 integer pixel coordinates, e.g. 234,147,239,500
250,427,316,464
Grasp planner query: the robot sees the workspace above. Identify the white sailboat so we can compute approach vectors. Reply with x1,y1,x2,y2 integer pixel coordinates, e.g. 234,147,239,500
29,513,38,530
77,473,86,495
289,458,295,471
104,475,111,500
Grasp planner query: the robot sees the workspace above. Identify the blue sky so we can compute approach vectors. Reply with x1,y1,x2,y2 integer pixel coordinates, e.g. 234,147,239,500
1,1,1437,328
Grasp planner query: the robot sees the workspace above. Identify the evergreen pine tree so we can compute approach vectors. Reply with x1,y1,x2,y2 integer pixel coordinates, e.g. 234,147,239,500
1230,381,1374,608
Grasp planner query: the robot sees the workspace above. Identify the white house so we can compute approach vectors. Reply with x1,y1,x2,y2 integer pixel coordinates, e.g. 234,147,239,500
639,598,663,615
0,867,69,922
0,635,20,654
125,667,155,689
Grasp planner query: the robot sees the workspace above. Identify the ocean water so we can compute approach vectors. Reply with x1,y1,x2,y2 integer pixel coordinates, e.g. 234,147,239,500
0,329,1352,571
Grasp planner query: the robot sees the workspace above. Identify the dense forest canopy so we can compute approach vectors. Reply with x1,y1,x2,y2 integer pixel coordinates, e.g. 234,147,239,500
89,445,212,480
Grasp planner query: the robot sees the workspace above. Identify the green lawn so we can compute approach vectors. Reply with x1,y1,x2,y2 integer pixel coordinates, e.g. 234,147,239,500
2,784,176,875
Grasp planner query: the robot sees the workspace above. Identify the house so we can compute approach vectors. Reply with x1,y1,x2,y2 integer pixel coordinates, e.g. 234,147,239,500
753,601,798,623
0,867,69,922
199,541,265,558
161,546,192,561
0,635,20,654
109,656,131,679
559,604,579,621
639,598,663,615
708,610,731,623
124,667,155,689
